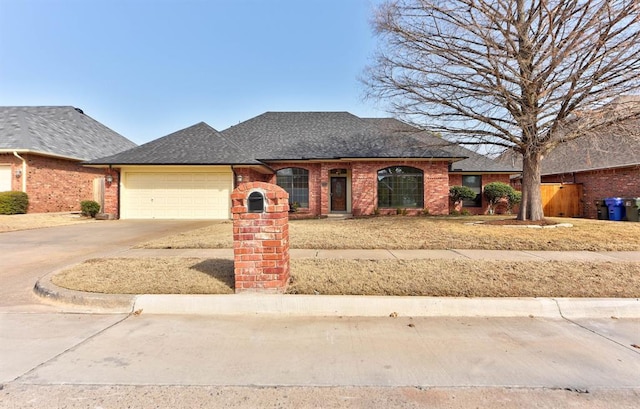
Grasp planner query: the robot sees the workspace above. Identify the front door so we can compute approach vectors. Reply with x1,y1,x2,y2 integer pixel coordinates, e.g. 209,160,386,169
330,177,347,212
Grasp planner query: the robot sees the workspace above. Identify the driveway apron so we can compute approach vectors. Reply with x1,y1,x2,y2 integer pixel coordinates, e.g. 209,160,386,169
0,220,212,311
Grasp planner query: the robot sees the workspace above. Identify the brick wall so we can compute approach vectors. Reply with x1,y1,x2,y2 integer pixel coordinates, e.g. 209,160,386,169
103,169,119,218
237,163,516,217
0,153,106,213
266,163,323,215
449,173,513,215
254,161,452,217
352,161,450,216
231,182,290,293
542,165,640,219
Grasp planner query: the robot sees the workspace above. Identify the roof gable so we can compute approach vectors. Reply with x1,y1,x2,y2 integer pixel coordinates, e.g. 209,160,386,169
86,122,260,165
221,112,455,160
0,106,137,160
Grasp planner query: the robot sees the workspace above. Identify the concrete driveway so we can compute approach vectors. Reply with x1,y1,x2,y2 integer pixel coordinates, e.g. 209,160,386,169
0,220,212,311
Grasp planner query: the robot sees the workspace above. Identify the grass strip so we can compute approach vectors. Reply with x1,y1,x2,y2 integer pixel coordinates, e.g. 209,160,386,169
52,258,640,298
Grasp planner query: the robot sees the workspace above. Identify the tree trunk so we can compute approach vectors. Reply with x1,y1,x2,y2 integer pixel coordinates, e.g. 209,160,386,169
517,151,545,221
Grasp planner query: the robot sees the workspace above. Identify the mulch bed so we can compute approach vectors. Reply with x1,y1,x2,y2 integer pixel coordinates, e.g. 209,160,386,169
481,218,560,226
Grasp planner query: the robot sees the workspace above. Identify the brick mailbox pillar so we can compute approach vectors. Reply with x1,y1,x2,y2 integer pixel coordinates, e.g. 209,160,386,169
230,182,290,293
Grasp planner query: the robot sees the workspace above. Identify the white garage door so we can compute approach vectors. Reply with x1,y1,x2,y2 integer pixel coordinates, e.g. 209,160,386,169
0,166,11,192
121,171,232,219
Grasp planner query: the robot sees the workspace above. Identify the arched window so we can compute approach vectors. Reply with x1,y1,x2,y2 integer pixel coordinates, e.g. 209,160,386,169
377,166,424,208
276,167,309,208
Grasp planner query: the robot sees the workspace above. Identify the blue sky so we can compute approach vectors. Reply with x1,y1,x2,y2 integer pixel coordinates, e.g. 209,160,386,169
0,0,385,144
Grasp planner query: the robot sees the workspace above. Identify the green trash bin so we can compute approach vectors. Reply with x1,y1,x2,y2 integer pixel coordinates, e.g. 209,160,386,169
623,198,640,222
594,199,609,220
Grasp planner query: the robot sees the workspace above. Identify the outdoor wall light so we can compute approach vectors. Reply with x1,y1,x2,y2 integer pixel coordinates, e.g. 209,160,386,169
15,169,22,178
236,174,243,183
105,174,113,183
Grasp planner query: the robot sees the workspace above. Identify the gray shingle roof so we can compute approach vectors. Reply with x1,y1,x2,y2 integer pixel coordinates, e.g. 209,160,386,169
221,112,455,160
0,106,137,160
402,131,520,173
361,118,422,134
85,122,261,165
497,124,640,175
542,129,640,174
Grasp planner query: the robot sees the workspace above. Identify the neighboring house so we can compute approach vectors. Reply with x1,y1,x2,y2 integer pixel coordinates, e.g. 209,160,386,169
85,112,519,220
0,106,137,213
500,125,640,219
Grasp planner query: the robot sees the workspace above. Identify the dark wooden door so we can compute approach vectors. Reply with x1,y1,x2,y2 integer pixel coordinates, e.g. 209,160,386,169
331,177,347,211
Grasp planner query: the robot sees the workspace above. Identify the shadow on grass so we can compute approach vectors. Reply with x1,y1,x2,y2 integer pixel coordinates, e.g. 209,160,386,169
191,259,235,290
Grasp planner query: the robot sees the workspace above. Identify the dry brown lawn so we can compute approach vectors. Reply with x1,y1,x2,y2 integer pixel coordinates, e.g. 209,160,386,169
52,257,640,297
52,258,234,294
136,216,640,251
0,212,95,233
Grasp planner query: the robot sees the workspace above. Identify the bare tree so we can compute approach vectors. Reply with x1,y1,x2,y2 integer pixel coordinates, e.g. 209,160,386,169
364,0,640,220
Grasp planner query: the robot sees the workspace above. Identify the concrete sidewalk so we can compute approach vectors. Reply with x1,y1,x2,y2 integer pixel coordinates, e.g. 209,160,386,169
34,248,640,318
113,248,640,261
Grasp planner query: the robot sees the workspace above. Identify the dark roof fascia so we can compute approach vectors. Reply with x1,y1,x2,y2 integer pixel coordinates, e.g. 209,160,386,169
1,148,84,162
259,156,467,162
541,162,640,176
449,170,522,174
82,161,260,167
84,162,275,175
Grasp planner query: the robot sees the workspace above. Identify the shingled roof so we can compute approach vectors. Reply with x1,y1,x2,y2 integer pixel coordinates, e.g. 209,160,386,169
390,130,520,173
221,112,456,160
85,122,261,165
497,123,640,175
0,106,136,160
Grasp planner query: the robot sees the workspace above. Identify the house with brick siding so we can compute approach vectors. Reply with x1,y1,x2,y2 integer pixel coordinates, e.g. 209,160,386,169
499,120,640,219
86,112,518,220
0,106,137,213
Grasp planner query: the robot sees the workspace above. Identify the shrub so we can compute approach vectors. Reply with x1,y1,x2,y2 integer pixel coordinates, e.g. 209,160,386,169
0,191,29,214
483,182,515,215
80,200,101,218
507,190,522,214
449,209,461,216
449,185,477,208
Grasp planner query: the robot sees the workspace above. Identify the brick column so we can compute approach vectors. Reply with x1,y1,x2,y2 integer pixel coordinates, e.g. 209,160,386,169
103,170,119,219
230,182,290,293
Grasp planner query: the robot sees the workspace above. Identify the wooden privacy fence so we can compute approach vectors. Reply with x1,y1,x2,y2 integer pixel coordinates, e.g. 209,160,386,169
541,183,583,217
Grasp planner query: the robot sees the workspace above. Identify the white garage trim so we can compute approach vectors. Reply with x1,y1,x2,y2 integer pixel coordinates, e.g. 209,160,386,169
0,165,12,192
120,166,233,219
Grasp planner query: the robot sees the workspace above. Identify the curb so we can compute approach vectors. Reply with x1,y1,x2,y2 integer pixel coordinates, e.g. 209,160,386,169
35,271,640,318
35,269,135,313
132,294,640,319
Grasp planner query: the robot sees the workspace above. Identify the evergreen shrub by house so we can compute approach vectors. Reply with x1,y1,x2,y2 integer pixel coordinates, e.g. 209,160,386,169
0,191,29,214
449,185,477,208
483,182,517,214
80,200,101,218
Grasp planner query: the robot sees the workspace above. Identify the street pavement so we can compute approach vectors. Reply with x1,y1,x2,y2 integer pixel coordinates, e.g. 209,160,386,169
1,221,639,408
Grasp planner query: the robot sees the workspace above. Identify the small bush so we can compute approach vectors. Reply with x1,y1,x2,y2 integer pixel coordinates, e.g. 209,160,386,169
483,182,516,215
450,185,477,206
0,191,29,214
80,200,101,218
508,190,522,214
461,209,471,216
449,209,461,216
